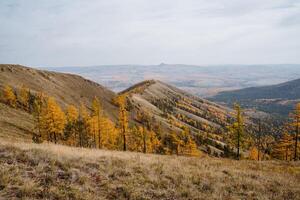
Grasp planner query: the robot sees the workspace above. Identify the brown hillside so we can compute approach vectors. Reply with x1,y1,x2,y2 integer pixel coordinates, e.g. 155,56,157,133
0,64,118,121
0,64,120,142
121,80,238,154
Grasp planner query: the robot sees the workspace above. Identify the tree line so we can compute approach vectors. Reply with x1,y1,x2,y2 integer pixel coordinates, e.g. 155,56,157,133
0,85,200,156
1,85,299,160
227,103,300,161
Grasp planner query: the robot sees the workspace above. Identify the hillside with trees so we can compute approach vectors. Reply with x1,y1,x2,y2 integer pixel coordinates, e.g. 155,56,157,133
0,64,300,200
0,65,299,161
0,64,118,120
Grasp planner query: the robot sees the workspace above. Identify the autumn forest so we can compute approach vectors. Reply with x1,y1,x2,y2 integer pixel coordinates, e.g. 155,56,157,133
1,83,299,161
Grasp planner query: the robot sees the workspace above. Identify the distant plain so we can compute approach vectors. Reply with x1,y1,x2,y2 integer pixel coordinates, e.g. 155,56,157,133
46,64,300,97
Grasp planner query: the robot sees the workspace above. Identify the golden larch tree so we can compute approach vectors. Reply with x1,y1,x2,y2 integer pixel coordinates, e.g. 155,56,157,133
66,105,79,123
162,131,180,155
178,127,200,156
290,103,300,161
272,132,293,161
78,103,91,147
3,85,17,107
65,105,79,146
128,125,143,152
249,147,259,160
117,95,128,151
41,97,66,144
100,117,118,150
128,125,160,154
32,92,46,143
19,85,30,111
91,97,103,148
89,116,98,147
228,103,245,160
147,130,161,154
142,126,148,153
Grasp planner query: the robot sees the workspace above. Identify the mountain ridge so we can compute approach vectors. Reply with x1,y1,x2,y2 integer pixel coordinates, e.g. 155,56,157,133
122,79,241,155
210,78,300,116
0,64,119,120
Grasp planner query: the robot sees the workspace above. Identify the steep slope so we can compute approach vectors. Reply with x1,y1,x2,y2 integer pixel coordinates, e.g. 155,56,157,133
121,80,239,155
0,64,118,120
210,78,300,116
0,64,119,140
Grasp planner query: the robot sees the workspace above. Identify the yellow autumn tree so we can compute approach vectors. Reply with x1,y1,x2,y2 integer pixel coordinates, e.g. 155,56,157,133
91,97,103,148
141,126,148,153
178,127,200,156
41,97,66,144
272,132,293,161
128,125,160,154
228,103,245,160
290,103,300,161
162,131,180,155
128,125,143,152
260,135,275,160
66,105,79,123
138,112,161,153
131,111,150,152
249,147,259,160
78,103,91,147
2,85,17,107
117,95,128,151
19,85,30,111
147,130,161,154
100,117,118,150
32,92,46,143
65,105,79,146
89,116,98,147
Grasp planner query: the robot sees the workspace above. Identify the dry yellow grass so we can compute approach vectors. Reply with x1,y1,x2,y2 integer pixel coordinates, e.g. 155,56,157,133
0,139,299,200
0,103,33,142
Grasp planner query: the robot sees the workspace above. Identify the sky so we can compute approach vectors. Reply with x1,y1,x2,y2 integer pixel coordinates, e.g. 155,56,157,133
0,0,299,67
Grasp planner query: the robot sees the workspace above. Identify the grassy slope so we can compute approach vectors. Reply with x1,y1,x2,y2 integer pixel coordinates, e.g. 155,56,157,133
0,103,34,141
0,139,299,200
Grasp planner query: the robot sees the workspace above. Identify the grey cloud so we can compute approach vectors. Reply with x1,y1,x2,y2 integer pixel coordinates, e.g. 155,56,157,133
0,0,299,66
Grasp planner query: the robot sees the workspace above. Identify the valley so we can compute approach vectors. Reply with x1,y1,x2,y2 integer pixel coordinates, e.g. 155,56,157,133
46,64,300,97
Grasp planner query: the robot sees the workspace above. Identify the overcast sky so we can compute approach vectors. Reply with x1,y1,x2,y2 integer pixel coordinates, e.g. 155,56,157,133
0,0,299,67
